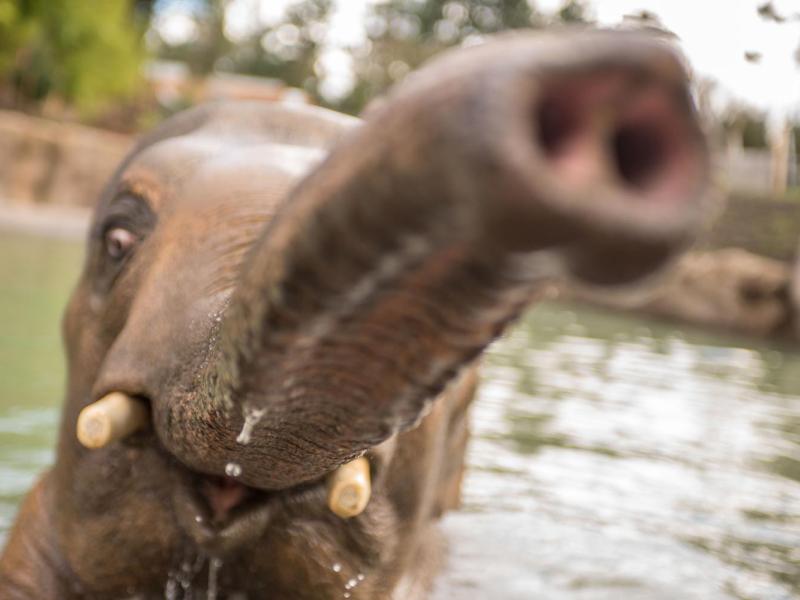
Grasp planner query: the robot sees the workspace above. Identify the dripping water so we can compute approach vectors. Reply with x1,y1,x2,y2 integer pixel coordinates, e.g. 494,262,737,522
164,552,206,599
236,406,266,445
165,575,179,600
207,557,222,600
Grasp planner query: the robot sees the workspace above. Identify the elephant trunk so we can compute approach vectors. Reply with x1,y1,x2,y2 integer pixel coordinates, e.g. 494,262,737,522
157,31,712,490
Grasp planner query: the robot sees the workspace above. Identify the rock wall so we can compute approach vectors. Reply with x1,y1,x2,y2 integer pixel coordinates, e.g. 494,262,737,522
704,194,800,262
565,248,795,339
0,110,133,208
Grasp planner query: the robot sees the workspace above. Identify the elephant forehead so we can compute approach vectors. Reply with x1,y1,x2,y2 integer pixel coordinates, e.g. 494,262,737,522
176,140,327,209
122,133,328,216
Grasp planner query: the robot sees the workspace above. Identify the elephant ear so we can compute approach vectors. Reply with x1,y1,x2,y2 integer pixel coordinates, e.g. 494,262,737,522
157,31,712,491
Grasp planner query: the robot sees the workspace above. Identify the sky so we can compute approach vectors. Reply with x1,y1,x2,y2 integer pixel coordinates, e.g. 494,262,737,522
162,0,800,122
536,0,800,122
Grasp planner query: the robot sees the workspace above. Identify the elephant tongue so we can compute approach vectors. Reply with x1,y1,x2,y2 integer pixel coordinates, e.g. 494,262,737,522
201,476,251,522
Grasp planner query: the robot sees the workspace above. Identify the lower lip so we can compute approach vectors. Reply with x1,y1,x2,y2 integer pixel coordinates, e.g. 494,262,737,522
172,476,274,555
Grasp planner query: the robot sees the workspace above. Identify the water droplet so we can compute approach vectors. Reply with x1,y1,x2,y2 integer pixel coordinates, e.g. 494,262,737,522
165,576,179,600
346,578,357,589
343,594,350,599
195,515,203,523
207,557,222,600
225,462,242,478
332,562,342,573
357,573,365,581
236,406,266,445
180,559,194,575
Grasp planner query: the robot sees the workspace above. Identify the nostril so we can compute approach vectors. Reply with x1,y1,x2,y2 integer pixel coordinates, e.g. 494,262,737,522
536,91,582,159
609,86,703,202
611,122,668,191
532,71,701,203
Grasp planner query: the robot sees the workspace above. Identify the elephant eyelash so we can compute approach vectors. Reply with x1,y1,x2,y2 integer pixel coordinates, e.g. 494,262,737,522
95,193,156,238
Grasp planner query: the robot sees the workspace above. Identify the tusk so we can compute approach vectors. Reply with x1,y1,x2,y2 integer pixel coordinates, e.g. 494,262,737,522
76,392,149,449
327,457,371,519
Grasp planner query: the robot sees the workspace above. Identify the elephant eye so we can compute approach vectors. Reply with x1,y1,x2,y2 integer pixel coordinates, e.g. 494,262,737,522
104,227,139,260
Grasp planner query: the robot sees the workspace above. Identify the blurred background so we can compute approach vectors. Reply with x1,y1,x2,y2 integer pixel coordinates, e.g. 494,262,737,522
0,0,799,207
0,1,798,598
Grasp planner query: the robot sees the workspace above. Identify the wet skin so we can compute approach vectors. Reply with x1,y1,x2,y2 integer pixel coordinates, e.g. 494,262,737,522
0,31,710,599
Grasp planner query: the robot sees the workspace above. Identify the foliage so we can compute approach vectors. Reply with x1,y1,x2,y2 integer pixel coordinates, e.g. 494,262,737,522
554,0,592,24
156,0,229,76
757,2,798,24
0,0,594,119
155,0,334,103
0,0,144,116
339,0,593,112
756,2,800,65
344,0,541,111
226,0,333,93
0,1,33,75
152,0,593,115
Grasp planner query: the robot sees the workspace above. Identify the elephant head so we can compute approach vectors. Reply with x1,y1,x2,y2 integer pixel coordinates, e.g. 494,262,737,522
0,31,711,599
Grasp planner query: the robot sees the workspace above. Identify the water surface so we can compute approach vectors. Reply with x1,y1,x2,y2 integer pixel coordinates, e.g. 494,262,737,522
1,231,798,599
0,232,82,534
433,304,800,599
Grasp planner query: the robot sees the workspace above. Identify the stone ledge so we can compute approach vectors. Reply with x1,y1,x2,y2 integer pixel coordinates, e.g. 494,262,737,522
0,200,89,240
0,110,133,208
564,248,794,339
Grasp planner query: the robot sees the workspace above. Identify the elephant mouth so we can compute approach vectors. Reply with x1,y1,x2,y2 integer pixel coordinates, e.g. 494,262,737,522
170,462,327,555
171,467,275,555
199,475,260,522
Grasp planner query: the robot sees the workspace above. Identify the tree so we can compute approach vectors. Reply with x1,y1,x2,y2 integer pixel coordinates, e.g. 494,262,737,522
343,0,540,111
0,0,144,116
225,0,334,93
757,2,797,23
339,0,597,113
154,0,334,102
0,1,33,76
151,0,594,115
756,2,800,65
156,0,230,76
555,0,592,24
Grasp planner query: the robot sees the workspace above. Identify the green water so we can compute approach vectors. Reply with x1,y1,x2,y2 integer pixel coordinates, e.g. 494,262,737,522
1,231,798,599
433,309,800,599
0,232,83,531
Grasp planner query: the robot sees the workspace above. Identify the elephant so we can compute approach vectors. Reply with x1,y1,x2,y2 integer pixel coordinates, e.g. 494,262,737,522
0,30,711,599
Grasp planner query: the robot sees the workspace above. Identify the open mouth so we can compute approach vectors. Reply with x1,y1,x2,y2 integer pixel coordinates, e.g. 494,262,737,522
172,468,277,555
200,475,259,524
170,463,328,556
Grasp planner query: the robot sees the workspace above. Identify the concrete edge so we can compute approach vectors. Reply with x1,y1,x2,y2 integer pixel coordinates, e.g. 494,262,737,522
0,201,90,241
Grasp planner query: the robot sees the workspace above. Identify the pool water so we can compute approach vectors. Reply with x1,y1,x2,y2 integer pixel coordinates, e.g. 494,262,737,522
1,231,798,599
0,232,82,533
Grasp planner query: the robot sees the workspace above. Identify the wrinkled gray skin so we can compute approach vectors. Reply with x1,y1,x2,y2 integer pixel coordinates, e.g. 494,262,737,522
0,31,710,599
